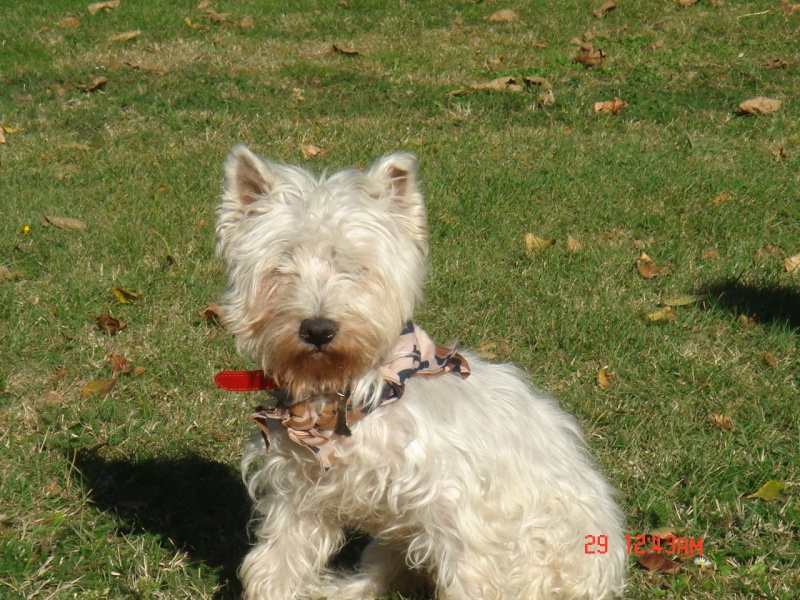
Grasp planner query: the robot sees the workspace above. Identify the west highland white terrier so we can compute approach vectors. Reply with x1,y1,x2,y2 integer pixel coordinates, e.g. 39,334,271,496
214,145,626,600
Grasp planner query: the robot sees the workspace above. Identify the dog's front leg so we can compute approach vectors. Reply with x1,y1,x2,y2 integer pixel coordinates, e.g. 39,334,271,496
240,495,344,600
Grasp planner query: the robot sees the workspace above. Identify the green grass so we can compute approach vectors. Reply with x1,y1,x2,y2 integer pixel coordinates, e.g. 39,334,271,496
1,1,799,598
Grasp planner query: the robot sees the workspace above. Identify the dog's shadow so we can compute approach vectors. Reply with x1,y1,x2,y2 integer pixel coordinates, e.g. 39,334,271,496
701,278,800,332
74,449,251,599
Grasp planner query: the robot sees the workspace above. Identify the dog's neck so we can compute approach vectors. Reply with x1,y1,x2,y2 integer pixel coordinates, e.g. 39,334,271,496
241,322,471,471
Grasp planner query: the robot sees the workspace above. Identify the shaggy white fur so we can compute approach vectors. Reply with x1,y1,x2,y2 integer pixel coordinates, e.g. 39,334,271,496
216,145,627,600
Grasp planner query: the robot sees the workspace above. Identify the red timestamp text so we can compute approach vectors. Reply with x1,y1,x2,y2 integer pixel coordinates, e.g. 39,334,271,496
584,534,704,556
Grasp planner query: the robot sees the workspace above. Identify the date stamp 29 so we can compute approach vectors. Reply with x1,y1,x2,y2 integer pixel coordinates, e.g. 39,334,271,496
584,534,704,556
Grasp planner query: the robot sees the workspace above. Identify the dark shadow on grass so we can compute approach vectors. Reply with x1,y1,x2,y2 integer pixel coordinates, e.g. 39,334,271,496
74,449,250,600
701,278,800,332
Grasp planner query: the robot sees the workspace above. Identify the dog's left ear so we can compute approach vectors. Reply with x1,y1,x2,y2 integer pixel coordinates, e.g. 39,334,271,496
369,153,428,248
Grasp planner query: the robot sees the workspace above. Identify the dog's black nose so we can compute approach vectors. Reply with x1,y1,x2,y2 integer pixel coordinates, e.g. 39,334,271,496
299,318,338,349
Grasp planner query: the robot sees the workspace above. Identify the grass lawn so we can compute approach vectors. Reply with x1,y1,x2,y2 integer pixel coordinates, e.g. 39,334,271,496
1,1,799,598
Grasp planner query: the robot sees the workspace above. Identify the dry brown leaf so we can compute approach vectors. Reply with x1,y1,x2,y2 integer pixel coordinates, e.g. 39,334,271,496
761,352,778,368
574,44,606,68
708,413,734,431
124,61,169,74
0,129,5,145
765,58,789,69
566,235,584,255
301,144,324,159
597,366,614,390
779,1,800,13
109,30,141,42
638,551,682,574
199,302,224,325
240,16,255,28
108,353,131,376
754,243,782,261
485,9,519,22
58,16,82,28
41,215,87,230
594,97,628,115
0,266,24,281
133,366,146,377
96,313,126,335
524,233,556,258
331,44,360,57
77,76,110,92
700,248,720,260
784,252,800,274
737,97,782,115
636,255,666,279
772,146,789,162
87,1,120,15
204,8,230,22
471,76,524,93
647,38,665,50
197,0,213,9
81,378,117,398
643,306,676,323
710,192,732,206
593,1,617,18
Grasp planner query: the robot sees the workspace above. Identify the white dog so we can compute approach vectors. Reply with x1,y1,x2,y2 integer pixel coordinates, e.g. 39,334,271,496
215,145,626,600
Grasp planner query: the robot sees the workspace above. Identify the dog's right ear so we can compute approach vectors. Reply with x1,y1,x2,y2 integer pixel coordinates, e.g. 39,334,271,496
223,144,278,208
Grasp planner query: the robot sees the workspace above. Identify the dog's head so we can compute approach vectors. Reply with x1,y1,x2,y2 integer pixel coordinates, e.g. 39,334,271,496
216,145,428,398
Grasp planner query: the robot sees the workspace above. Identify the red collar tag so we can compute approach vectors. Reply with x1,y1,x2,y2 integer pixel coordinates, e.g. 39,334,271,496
214,370,279,392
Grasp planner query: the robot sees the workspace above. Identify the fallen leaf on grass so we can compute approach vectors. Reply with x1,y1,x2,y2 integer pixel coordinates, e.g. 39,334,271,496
485,9,519,22
647,38,665,50
643,306,675,323
524,233,556,258
59,16,82,28
87,1,120,14
574,44,606,68
41,215,87,230
597,366,614,390
522,76,555,106
593,1,617,18
636,254,666,279
108,30,141,42
77,76,109,92
779,1,800,13
301,144,324,159
765,58,789,69
203,8,230,22
199,302,224,325
112,287,140,304
708,413,734,431
638,551,682,574
240,16,255,28
746,480,787,501
331,44,360,57
700,248,720,260
594,97,627,115
0,266,24,281
81,378,116,398
737,97,782,115
754,243,782,261
566,235,583,255
133,366,146,377
471,76,524,93
108,353,131,377
0,129,5,145
761,352,778,368
710,192,732,206
96,313,126,335
783,252,800,274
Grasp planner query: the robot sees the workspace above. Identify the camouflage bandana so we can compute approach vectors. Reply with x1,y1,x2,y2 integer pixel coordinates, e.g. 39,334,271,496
248,321,470,471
